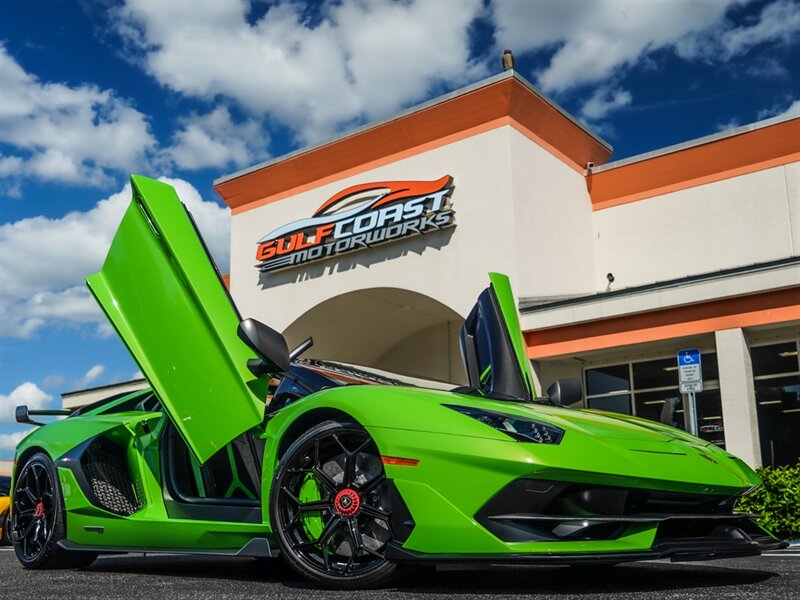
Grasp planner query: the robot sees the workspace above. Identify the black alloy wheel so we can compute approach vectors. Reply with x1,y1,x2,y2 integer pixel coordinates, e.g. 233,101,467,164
1,510,11,546
271,420,397,588
12,453,97,569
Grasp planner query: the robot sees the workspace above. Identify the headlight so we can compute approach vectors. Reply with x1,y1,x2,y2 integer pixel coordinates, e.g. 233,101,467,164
445,405,564,444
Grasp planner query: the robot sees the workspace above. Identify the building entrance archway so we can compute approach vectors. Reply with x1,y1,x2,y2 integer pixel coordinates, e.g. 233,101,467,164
283,288,466,384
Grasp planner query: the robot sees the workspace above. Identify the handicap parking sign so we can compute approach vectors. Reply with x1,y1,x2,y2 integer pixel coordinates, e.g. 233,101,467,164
677,349,703,393
678,349,700,365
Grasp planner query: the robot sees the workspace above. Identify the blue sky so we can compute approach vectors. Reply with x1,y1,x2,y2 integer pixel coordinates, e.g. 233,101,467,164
1,0,798,457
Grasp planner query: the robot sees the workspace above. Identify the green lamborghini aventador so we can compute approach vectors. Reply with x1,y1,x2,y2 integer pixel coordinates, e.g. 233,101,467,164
9,176,784,588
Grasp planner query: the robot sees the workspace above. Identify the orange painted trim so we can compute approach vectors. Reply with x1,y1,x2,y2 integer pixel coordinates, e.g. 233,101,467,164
589,118,800,210
218,77,612,212
526,287,800,359
508,118,585,174
230,117,509,215
592,153,799,210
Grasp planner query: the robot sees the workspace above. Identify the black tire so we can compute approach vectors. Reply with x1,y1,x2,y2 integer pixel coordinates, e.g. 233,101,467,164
0,510,11,546
12,453,98,569
270,420,397,589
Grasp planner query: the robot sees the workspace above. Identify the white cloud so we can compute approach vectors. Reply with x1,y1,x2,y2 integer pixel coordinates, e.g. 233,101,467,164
757,98,800,121
0,382,53,423
581,86,632,121
1,178,230,338
0,431,28,452
678,0,800,61
115,0,485,143
0,45,156,188
82,365,106,386
716,118,742,132
745,56,790,79
493,0,741,93
165,107,268,171
132,370,144,380
42,375,65,389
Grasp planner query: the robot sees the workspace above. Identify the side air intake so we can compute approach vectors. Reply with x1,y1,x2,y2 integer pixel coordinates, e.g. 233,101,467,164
79,437,141,516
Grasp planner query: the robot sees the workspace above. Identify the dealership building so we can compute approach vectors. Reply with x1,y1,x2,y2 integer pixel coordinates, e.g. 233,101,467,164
62,71,799,472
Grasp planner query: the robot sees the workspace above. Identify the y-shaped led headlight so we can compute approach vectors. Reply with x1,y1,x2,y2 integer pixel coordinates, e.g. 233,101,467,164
445,405,564,444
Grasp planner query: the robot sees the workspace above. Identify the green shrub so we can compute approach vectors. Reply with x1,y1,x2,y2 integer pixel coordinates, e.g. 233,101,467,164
736,461,800,539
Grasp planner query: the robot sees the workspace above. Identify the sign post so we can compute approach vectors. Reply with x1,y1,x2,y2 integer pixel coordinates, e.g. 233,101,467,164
677,349,703,436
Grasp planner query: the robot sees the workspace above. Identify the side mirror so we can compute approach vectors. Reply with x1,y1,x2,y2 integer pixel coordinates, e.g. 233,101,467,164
16,405,72,426
237,318,290,375
546,379,583,406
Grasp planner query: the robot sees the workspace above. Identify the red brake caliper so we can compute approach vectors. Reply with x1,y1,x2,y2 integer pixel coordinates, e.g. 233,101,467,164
33,501,45,520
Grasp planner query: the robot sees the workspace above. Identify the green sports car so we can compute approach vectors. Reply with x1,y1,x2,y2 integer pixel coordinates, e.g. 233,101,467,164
9,176,784,588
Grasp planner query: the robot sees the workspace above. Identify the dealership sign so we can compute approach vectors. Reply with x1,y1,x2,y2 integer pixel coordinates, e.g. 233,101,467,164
255,176,456,272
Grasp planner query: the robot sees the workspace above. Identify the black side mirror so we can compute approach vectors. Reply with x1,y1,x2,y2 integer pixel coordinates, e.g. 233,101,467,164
546,379,583,406
237,318,290,375
16,405,72,426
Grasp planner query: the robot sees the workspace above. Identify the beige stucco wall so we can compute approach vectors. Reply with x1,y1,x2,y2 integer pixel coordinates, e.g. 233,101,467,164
592,162,800,290
230,122,594,338
280,287,465,383
508,128,596,301
229,124,595,380
229,121,798,389
229,126,521,332
377,321,464,383
532,358,585,404
225,124,798,463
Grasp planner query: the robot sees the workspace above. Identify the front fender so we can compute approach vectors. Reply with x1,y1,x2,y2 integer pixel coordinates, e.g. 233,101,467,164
261,385,762,540
260,385,509,526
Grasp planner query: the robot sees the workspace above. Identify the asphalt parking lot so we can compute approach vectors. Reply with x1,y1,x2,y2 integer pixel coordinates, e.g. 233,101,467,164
1,545,798,600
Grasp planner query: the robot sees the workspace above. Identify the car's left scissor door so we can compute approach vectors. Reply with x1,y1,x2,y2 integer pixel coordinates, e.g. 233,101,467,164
87,175,266,464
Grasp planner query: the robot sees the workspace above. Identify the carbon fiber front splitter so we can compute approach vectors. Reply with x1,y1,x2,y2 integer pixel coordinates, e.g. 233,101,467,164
384,536,788,567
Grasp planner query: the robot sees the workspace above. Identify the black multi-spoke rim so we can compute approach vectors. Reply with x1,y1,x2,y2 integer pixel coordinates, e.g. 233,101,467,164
12,461,55,561
277,430,392,578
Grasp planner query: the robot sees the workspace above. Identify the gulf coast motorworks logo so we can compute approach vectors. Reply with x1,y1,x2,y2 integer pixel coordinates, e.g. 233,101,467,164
255,175,456,272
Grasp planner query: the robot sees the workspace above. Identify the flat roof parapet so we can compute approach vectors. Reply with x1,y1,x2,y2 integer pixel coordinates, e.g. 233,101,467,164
215,72,613,213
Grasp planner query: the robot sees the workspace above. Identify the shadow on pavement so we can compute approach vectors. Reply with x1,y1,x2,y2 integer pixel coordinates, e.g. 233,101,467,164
393,562,778,595
84,555,779,595
87,555,301,583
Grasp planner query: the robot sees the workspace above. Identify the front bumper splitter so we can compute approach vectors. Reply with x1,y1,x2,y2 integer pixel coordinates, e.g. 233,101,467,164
385,536,788,567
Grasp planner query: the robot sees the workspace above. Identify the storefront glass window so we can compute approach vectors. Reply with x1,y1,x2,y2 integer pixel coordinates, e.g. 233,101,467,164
701,353,720,381
751,342,798,377
585,353,723,447
693,389,725,447
588,394,632,414
633,389,684,428
752,340,800,467
632,357,676,390
586,365,630,396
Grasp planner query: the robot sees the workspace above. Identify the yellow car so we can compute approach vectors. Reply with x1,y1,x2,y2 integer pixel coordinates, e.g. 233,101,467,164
0,475,10,545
